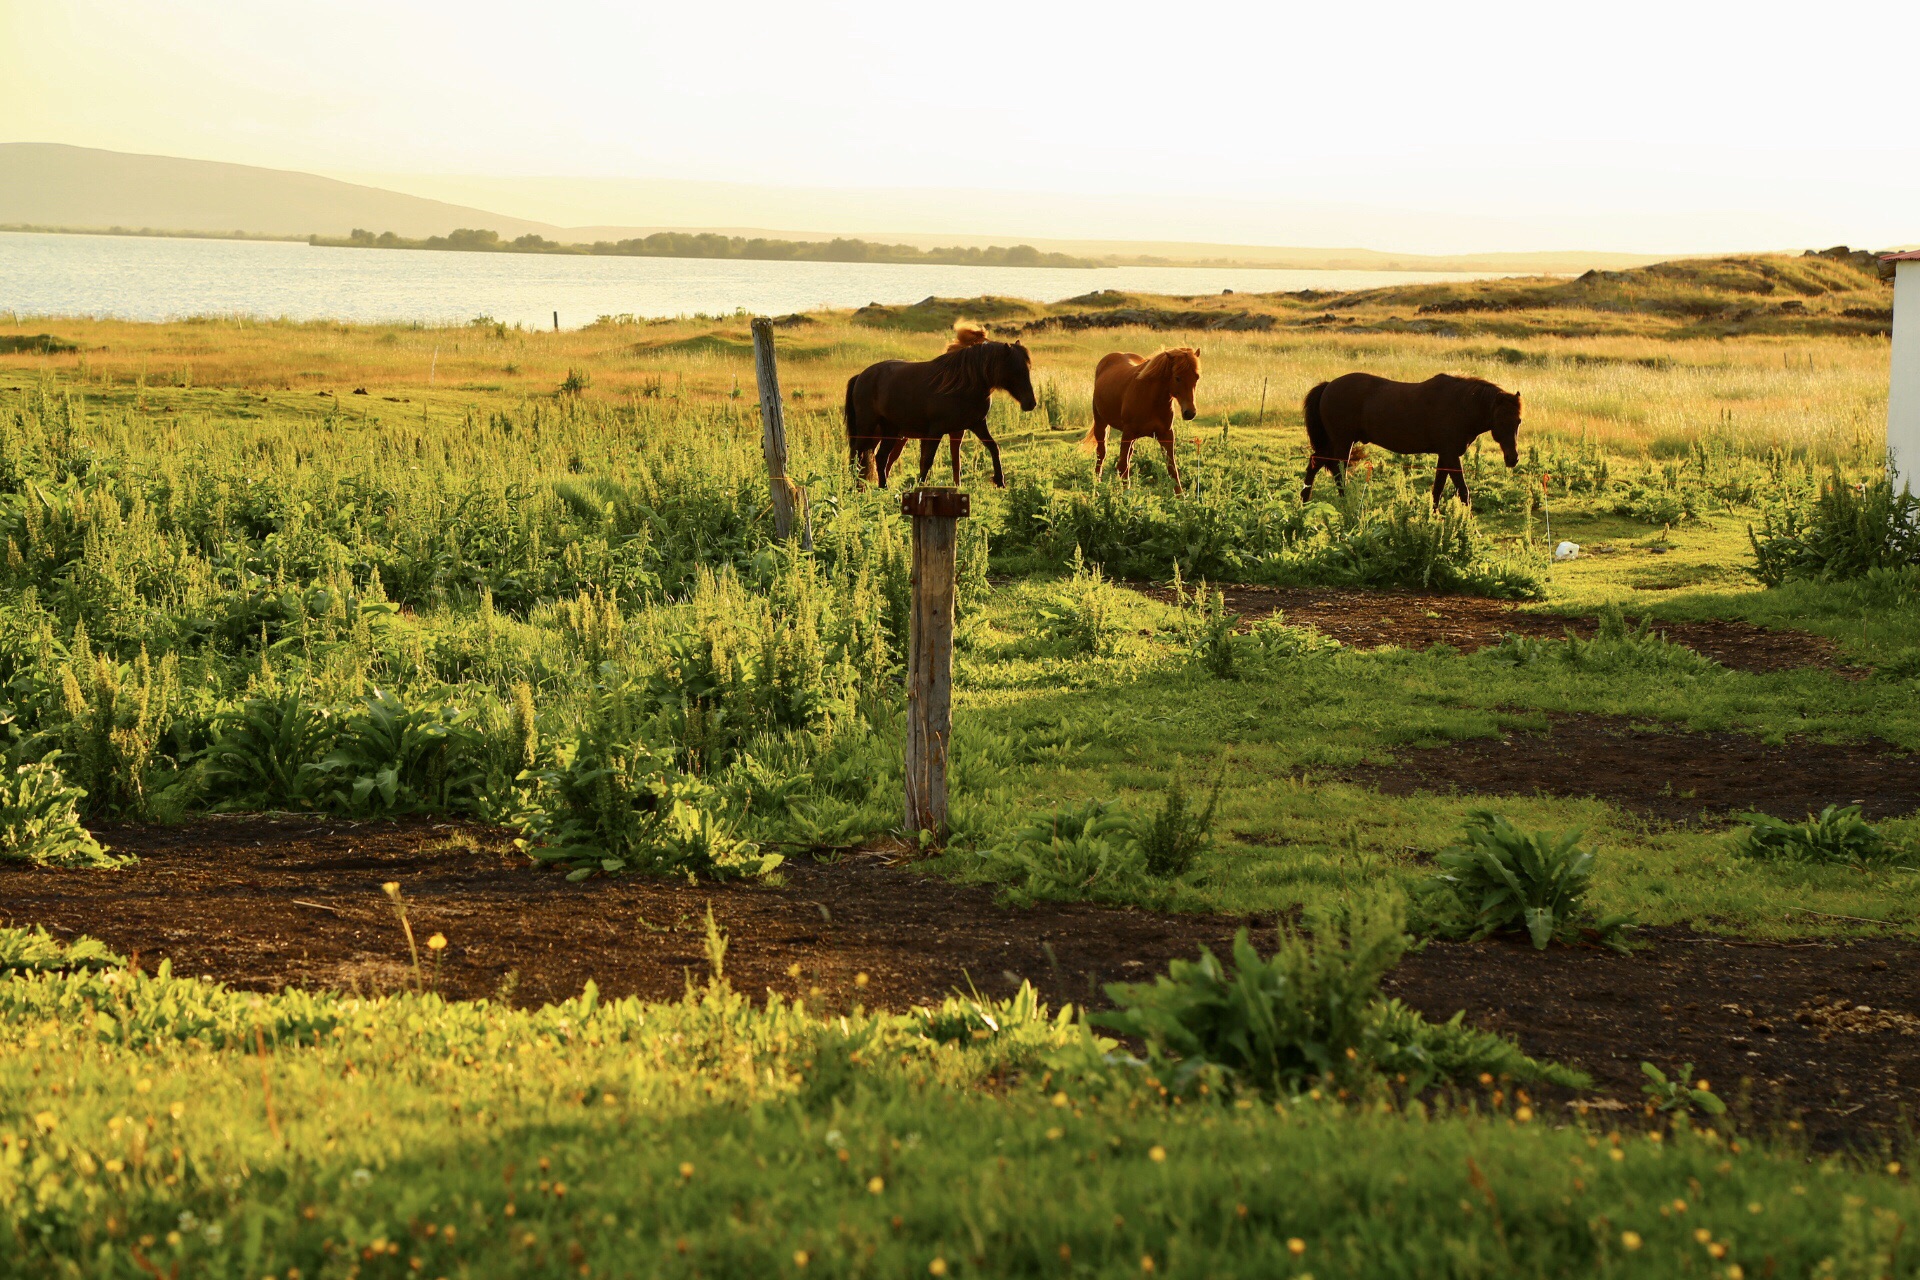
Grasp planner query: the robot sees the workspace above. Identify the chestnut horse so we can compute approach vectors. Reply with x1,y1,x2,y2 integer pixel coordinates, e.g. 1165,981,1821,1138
1301,372,1521,507
1083,347,1201,493
845,321,1037,487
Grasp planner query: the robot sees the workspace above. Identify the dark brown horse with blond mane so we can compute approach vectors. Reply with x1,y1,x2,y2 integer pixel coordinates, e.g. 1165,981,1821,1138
1301,372,1522,507
845,321,1037,487
1084,347,1201,493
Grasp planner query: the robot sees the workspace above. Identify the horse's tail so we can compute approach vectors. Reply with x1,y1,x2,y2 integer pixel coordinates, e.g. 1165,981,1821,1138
946,320,988,352
1077,421,1102,453
844,376,867,478
1303,381,1332,461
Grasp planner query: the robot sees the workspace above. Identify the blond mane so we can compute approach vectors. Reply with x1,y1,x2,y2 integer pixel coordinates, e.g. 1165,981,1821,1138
945,320,990,352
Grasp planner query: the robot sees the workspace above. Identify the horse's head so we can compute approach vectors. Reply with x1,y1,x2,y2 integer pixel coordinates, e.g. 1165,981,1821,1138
1490,389,1522,467
999,340,1038,412
1171,347,1201,421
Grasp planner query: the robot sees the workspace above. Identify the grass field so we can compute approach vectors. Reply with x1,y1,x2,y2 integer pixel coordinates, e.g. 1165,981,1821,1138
3,251,1917,1275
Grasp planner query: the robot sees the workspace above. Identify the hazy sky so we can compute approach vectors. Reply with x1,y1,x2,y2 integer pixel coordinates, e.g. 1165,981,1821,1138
4,0,1916,253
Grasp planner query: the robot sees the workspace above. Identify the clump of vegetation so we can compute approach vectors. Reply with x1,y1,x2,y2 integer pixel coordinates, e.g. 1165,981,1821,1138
0,753,122,868
515,682,778,882
1640,1061,1728,1119
977,775,1221,904
1131,769,1221,879
1190,588,1241,678
1419,811,1633,951
1750,475,1920,585
1033,550,1124,657
1094,894,1585,1096
1486,604,1717,675
1561,604,1719,674
1734,804,1909,868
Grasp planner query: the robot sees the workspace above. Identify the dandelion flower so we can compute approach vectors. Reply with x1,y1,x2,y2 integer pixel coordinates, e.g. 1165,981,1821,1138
1621,1231,1642,1251
1052,1092,1070,1109
1889,1162,1903,1176
868,1177,885,1195
854,972,870,988
788,963,802,979
680,1163,695,1179
1287,1238,1306,1256
1695,1229,1712,1244
1515,1106,1533,1123
427,934,447,951
382,881,400,897
929,1259,948,1276
793,1250,810,1267
1148,1146,1166,1163
1141,1255,1155,1272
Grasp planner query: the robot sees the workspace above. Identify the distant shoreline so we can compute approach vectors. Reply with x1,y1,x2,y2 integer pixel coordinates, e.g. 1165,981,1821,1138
1,223,1611,276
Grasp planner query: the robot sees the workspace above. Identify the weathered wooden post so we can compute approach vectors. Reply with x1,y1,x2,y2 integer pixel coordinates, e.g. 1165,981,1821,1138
751,317,808,546
901,486,969,841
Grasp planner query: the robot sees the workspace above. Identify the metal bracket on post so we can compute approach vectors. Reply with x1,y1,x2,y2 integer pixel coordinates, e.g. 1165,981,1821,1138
901,486,970,842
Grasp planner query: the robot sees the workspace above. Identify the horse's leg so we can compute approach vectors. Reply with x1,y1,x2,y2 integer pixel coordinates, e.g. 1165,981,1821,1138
916,438,940,484
1090,419,1109,483
1157,431,1183,495
876,438,904,487
1116,434,1137,487
1446,455,1470,506
1429,459,1449,509
1300,455,1321,503
975,425,1005,488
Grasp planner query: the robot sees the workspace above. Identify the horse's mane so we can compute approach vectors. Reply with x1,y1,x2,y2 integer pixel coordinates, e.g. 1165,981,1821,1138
945,320,989,352
1438,372,1514,400
928,337,1024,394
1139,347,1200,380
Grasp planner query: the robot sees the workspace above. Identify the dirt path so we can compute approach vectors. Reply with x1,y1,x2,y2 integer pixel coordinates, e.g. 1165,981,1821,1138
1337,712,1920,822
8,818,1920,1147
1129,583,1856,676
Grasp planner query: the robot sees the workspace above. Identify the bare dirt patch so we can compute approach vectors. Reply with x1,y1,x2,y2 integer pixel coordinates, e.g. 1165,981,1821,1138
8,818,1920,1145
1336,712,1920,822
1,816,1242,1013
1130,583,1856,676
1384,930,1920,1150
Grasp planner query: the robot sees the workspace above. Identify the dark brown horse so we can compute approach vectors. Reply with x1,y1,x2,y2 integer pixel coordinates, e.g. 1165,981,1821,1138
845,322,1037,487
1301,372,1522,506
1084,347,1201,493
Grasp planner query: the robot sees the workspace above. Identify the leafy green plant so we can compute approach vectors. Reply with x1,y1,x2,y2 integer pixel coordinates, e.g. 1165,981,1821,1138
1560,603,1718,674
0,923,122,972
1750,475,1920,585
1734,804,1908,867
1421,811,1633,951
312,689,484,814
1132,768,1221,879
981,798,1147,905
1641,1061,1727,1117
0,754,124,868
1190,588,1241,678
1095,894,1582,1096
912,979,1068,1046
516,683,778,881
204,692,336,807
1034,550,1123,657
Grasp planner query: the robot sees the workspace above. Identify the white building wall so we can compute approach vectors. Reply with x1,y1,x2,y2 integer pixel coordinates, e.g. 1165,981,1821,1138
1892,260,1920,493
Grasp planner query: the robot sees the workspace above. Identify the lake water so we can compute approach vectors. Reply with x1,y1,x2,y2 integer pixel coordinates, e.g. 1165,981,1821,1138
0,230,1517,329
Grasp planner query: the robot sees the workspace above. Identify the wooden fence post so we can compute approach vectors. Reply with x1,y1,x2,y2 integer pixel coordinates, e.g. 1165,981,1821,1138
751,317,808,546
901,486,969,841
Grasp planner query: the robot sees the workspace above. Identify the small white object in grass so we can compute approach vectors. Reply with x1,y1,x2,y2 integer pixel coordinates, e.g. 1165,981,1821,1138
1554,541,1580,560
